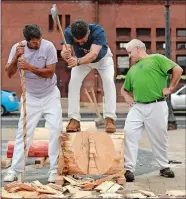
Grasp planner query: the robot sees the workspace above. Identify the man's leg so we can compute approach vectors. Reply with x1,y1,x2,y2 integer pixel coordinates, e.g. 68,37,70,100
67,65,91,132
97,49,117,132
144,101,174,178
124,104,144,181
43,86,63,182
4,93,42,181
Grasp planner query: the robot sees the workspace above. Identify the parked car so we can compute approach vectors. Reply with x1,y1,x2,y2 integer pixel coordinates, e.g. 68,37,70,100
1,90,19,115
171,85,186,110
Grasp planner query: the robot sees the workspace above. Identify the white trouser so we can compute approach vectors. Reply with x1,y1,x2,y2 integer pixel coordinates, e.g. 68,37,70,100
9,86,63,175
68,48,117,121
124,101,170,172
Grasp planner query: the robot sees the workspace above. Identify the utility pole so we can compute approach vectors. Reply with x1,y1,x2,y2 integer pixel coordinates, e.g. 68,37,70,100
165,0,177,130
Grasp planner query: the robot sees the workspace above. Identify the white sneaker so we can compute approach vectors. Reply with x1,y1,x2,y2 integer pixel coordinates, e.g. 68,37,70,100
4,173,18,182
48,172,57,183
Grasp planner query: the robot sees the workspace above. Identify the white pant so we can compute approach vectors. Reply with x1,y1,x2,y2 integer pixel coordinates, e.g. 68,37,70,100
9,86,63,175
124,101,170,172
68,48,117,121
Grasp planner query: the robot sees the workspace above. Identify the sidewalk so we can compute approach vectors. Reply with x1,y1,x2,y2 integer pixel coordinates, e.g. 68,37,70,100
1,127,185,196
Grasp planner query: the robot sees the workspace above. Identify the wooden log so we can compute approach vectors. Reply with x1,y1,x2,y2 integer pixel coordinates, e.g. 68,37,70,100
59,131,124,175
1,157,12,168
7,140,49,158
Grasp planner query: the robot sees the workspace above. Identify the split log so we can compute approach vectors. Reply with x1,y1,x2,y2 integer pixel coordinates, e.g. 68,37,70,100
59,131,124,175
7,140,49,158
1,157,12,168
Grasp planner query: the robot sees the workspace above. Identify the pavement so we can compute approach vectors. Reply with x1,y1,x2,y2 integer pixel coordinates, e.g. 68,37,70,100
1,101,185,196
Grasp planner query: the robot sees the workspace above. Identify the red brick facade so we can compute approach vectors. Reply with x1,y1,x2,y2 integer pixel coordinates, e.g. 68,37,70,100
2,0,186,102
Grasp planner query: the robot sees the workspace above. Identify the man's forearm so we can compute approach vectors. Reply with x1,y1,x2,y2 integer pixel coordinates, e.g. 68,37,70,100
169,65,183,90
5,56,18,78
79,51,98,65
29,65,54,79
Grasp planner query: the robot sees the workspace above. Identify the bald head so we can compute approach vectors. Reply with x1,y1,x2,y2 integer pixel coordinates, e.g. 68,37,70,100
125,39,146,51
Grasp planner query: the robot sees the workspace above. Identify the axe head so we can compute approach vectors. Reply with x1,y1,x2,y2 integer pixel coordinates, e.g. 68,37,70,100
51,4,58,23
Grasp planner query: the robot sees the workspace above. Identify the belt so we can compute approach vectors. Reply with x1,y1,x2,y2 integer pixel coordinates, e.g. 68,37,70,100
136,98,165,104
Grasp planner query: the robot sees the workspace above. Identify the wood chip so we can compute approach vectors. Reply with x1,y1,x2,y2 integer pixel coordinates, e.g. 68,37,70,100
106,183,123,193
16,191,39,198
19,183,36,191
73,191,95,198
99,193,123,198
63,176,79,185
126,193,147,198
1,157,12,168
1,187,23,198
95,181,115,192
139,190,156,197
64,185,81,194
47,183,65,193
165,190,186,197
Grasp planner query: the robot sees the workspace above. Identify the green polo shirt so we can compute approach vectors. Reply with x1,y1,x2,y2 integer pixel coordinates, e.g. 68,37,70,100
123,54,177,102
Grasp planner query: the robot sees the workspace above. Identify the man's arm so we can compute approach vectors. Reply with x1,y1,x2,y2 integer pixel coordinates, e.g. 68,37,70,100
5,56,19,78
67,44,102,68
18,59,55,79
5,44,24,78
121,87,135,106
163,65,183,97
169,65,183,91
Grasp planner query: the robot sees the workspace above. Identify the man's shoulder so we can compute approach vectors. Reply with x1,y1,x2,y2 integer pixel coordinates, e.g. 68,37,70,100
89,24,104,34
149,53,166,59
41,39,55,48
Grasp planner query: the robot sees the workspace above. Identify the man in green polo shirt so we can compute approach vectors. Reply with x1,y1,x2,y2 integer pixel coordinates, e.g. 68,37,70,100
121,39,183,182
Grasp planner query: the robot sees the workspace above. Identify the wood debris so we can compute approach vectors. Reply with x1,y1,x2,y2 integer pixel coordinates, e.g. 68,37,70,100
165,190,186,197
1,157,12,168
2,172,185,198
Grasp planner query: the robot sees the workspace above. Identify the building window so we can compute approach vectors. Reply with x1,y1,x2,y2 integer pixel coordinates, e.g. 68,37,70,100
49,14,62,31
116,28,131,37
143,41,151,50
177,28,186,37
177,56,186,67
177,55,186,74
177,42,186,50
156,42,166,50
116,42,128,49
156,28,165,37
117,55,129,75
65,15,71,28
136,28,151,36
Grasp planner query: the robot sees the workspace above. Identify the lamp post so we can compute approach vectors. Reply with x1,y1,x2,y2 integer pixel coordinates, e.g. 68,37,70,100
165,0,177,130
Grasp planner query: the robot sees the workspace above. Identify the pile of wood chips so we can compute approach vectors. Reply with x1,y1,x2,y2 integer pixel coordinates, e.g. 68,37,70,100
2,172,186,198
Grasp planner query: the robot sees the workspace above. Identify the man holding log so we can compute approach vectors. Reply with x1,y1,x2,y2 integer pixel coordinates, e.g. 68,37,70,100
61,19,117,133
4,24,62,183
121,39,183,182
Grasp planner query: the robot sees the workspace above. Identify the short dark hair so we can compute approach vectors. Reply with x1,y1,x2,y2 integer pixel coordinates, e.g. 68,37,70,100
23,24,42,41
71,20,89,40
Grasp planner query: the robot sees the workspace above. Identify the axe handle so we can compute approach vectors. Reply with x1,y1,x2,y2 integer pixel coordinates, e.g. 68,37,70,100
18,44,27,182
90,87,102,118
84,88,101,118
56,15,68,49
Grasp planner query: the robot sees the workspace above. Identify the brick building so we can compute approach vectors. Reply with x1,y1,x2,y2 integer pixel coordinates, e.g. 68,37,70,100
2,0,186,102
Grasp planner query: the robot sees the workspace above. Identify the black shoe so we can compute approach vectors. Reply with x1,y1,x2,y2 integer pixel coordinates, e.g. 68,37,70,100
160,168,175,178
125,170,135,182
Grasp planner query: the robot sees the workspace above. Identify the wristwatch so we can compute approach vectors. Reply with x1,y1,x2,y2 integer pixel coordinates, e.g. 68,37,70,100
77,58,81,66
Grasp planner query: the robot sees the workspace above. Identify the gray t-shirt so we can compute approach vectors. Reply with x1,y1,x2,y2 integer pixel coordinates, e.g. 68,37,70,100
8,39,58,98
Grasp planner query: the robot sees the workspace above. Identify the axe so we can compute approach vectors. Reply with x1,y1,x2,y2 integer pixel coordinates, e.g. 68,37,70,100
51,4,67,49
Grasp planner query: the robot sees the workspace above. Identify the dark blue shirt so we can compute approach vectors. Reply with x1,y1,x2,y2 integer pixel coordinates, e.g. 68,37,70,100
64,24,108,63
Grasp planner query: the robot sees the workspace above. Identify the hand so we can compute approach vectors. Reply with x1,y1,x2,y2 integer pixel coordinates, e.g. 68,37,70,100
61,49,72,60
125,95,136,107
163,88,172,97
18,58,31,71
15,44,25,59
67,57,78,68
